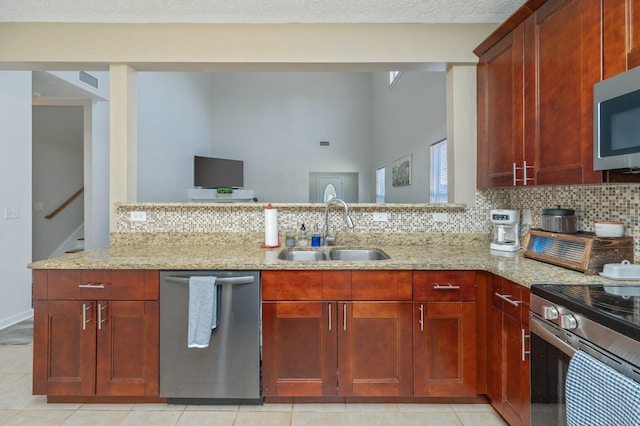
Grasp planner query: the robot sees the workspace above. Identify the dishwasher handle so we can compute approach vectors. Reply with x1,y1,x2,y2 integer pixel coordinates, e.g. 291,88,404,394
164,275,255,285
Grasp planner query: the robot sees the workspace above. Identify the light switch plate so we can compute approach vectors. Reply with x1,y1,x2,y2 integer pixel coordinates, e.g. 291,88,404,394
432,213,449,222
4,207,20,219
130,211,147,222
373,212,388,222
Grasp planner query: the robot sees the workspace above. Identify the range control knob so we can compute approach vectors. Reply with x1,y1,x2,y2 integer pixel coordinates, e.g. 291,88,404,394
542,305,559,320
559,314,578,330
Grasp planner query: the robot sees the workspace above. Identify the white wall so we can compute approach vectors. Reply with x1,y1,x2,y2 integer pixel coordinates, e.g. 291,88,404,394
371,72,446,203
137,72,213,202
32,105,84,261
208,72,373,203
0,71,33,328
86,99,110,249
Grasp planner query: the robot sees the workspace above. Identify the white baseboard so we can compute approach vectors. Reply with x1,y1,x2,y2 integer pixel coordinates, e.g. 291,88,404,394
0,309,34,330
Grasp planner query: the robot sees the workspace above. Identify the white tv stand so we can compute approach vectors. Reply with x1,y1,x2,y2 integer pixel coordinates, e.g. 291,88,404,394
188,188,255,202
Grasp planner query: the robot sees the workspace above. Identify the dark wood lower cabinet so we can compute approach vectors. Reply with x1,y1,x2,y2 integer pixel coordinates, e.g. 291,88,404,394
261,301,336,397
338,302,413,397
489,276,531,426
32,270,160,400
262,300,413,397
414,302,477,397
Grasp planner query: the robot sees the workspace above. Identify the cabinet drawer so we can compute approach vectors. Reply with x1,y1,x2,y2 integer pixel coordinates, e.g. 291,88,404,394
413,271,476,301
33,270,159,301
496,279,527,322
351,271,412,301
261,271,324,301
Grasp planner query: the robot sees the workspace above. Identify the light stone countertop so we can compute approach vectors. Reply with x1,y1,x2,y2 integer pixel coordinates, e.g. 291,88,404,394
28,232,640,289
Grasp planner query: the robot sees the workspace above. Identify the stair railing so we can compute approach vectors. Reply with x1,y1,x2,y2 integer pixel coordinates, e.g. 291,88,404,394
45,187,84,220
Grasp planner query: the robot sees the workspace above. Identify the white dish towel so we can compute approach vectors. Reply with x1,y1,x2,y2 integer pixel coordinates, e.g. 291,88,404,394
187,276,217,348
566,350,640,426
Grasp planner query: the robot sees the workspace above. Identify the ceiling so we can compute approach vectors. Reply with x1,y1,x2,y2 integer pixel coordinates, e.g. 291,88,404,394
0,0,526,24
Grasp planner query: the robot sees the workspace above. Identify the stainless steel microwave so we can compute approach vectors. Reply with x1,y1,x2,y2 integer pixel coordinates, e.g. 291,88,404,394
594,66,640,170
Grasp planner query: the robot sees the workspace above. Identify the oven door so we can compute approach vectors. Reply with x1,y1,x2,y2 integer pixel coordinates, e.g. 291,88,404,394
530,314,576,426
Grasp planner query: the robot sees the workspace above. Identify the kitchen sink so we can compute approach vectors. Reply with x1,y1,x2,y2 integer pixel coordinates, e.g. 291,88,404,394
277,248,389,261
329,248,390,261
277,249,329,261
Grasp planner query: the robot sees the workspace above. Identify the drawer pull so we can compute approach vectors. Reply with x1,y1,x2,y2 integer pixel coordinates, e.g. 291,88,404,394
495,292,522,308
78,283,106,289
433,284,460,290
419,304,424,332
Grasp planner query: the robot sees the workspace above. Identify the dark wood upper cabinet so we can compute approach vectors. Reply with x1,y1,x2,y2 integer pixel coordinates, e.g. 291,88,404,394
603,0,640,77
476,0,604,188
477,24,526,189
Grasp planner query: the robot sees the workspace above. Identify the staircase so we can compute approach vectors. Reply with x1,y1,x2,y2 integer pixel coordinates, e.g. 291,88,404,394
49,224,85,258
65,237,84,254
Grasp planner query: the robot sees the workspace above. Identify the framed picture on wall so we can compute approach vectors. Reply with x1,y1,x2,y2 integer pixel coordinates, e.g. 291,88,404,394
392,154,411,187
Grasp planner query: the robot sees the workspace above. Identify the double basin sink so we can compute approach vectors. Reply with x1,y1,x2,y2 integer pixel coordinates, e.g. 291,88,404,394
278,247,390,261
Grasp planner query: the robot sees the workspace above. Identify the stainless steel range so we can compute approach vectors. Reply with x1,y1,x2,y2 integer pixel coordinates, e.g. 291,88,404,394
530,284,640,425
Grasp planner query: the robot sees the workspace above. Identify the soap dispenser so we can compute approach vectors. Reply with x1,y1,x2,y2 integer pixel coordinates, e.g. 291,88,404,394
298,223,309,247
311,224,322,247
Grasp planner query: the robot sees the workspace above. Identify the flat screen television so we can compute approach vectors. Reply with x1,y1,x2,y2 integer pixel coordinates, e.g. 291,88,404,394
194,155,244,188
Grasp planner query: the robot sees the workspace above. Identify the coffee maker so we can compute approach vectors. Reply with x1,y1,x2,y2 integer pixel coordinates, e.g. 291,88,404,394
490,209,521,252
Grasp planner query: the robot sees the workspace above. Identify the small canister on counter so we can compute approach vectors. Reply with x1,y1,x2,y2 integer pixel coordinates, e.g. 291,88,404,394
540,206,578,233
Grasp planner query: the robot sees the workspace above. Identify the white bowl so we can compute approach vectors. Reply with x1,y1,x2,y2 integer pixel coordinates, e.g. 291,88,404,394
594,220,625,237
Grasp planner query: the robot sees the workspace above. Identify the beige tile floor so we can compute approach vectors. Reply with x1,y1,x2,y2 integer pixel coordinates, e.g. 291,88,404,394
0,341,506,425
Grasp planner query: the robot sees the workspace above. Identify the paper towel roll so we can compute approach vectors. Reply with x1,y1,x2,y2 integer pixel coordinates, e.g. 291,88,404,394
264,204,279,247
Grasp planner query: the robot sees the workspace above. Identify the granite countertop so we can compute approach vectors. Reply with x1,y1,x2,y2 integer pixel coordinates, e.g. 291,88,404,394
28,232,640,288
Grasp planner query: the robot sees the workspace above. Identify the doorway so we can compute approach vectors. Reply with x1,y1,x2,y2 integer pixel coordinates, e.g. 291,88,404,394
32,105,84,261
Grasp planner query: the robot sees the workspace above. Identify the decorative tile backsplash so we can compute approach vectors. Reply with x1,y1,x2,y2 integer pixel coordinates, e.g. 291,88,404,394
115,183,640,255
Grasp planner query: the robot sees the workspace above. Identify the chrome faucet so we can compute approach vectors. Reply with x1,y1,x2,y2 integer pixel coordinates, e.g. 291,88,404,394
323,198,355,246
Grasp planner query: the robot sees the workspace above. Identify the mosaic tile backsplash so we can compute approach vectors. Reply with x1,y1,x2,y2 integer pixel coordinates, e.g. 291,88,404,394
115,183,640,255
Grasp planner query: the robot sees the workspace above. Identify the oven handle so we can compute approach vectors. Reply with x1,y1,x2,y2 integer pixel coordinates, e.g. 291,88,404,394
529,314,576,358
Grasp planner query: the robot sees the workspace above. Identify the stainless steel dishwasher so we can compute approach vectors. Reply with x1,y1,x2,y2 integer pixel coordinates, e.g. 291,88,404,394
159,270,261,404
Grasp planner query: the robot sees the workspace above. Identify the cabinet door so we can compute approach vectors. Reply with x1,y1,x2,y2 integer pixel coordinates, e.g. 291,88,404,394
477,23,525,188
96,301,159,396
262,301,337,397
338,302,413,396
526,0,602,185
603,0,640,76
33,300,96,396
487,305,503,412
414,302,477,396
502,315,530,426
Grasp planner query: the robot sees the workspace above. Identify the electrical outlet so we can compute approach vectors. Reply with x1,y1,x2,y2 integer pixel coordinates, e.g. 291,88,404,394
130,211,147,222
432,212,449,222
522,209,533,225
373,212,388,222
4,207,20,219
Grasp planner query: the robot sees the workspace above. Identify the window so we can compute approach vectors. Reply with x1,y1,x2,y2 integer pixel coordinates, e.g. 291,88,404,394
376,167,385,203
389,71,402,88
430,139,448,203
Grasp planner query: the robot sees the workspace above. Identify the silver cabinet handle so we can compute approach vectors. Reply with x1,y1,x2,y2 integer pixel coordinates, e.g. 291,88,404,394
328,303,332,331
79,283,105,289
513,162,517,186
82,303,92,330
522,328,530,362
98,303,107,330
343,304,347,331
433,284,460,290
419,304,424,332
495,292,522,308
